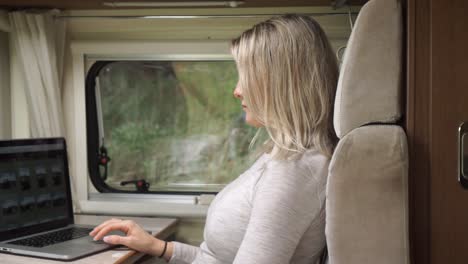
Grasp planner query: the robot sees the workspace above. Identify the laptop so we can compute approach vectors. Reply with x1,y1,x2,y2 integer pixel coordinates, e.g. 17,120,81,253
0,137,123,261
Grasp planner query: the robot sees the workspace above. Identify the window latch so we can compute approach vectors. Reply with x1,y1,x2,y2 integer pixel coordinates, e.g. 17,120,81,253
97,143,111,181
120,179,150,192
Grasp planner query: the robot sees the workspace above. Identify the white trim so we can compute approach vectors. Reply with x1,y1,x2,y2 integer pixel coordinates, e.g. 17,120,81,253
66,6,362,17
102,1,244,8
71,48,88,209
70,40,231,217
89,192,198,203
86,54,233,61
80,200,208,218
84,193,208,217
72,40,232,59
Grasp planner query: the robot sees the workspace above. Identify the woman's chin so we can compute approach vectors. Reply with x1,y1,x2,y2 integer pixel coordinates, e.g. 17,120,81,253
245,116,262,128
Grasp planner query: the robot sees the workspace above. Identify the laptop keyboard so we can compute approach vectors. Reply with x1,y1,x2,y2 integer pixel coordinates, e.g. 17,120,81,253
8,227,94,248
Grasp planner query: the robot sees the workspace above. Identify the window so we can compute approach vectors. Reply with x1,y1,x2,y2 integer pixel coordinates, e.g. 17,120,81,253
86,60,262,194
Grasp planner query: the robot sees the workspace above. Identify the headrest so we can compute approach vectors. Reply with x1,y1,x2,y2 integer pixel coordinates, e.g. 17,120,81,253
333,0,403,138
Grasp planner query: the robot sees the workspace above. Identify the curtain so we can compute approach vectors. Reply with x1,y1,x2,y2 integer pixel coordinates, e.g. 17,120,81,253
9,10,66,137
9,10,81,212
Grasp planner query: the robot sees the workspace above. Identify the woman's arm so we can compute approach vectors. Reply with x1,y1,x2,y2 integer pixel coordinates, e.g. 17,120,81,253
90,219,203,263
89,218,172,258
90,219,201,263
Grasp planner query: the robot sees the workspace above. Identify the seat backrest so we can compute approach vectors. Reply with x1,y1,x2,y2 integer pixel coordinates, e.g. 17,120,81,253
325,0,409,263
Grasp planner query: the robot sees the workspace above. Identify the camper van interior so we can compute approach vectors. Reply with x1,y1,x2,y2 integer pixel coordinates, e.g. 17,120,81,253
0,0,467,263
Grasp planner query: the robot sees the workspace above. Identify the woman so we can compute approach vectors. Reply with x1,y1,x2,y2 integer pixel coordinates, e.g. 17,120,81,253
90,14,339,264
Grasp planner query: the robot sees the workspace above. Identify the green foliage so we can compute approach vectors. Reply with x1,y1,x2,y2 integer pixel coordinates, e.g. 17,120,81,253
97,61,260,192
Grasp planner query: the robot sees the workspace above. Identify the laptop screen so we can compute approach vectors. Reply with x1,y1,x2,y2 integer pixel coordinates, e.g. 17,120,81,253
0,138,74,241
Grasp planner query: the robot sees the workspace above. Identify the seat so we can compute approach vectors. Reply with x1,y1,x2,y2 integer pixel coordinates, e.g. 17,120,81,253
325,0,409,263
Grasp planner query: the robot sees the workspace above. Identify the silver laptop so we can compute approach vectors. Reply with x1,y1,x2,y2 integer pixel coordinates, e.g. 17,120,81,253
0,137,123,261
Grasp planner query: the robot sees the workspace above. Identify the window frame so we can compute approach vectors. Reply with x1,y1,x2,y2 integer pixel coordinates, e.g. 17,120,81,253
85,59,238,195
71,41,233,217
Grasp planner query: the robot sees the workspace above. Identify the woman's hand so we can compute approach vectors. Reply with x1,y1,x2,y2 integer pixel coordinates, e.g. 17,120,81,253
89,218,165,256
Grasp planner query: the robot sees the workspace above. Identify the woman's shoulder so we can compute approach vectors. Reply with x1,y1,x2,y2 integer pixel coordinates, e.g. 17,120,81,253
259,148,330,185
266,148,329,172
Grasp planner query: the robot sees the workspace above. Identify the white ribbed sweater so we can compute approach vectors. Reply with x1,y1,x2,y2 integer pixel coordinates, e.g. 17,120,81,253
169,149,329,264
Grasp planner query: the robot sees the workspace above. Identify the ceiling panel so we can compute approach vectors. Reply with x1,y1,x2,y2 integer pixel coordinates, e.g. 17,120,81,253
0,0,367,10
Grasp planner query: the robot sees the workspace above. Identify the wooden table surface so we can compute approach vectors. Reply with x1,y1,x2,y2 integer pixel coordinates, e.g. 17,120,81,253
0,214,178,264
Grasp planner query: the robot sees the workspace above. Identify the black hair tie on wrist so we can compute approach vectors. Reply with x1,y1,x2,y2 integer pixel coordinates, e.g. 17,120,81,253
159,241,168,258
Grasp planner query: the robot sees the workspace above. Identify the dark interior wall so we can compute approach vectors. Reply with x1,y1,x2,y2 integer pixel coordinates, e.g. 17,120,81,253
407,0,468,263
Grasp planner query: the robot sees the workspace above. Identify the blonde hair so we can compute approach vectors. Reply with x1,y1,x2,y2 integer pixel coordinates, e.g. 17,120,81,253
231,14,339,159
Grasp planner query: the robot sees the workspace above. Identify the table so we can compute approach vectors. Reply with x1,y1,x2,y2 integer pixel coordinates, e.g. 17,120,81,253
1,214,178,264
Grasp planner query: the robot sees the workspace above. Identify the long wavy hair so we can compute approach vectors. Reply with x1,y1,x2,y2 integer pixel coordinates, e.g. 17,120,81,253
231,14,339,159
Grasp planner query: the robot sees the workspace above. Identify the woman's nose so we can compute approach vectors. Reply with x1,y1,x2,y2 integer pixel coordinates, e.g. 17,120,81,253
233,85,242,99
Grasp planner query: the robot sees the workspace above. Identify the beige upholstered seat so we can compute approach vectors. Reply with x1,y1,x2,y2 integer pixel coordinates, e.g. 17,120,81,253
325,0,409,263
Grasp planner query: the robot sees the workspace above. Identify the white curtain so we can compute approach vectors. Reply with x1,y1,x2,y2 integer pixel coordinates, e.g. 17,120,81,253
8,11,81,212
9,10,66,137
